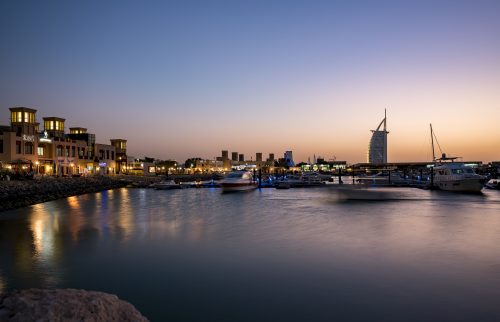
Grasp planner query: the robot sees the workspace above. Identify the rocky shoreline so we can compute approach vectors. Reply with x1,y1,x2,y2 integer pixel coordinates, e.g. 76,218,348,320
0,176,133,213
0,288,148,321
0,174,224,212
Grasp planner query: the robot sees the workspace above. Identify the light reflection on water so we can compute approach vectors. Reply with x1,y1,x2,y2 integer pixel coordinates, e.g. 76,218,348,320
0,188,500,321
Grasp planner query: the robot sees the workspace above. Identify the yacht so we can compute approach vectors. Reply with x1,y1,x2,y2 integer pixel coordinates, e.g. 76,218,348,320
429,124,485,192
220,171,258,193
432,162,485,192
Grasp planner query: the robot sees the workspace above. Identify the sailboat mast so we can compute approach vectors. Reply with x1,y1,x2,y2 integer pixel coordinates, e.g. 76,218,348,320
430,123,436,161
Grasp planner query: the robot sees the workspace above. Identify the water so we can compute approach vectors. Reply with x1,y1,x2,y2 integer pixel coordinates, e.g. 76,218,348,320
1,187,500,321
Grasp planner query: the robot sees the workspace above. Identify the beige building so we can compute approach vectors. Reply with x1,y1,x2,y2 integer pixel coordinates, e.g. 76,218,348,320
1,106,122,176
0,107,40,171
94,143,116,175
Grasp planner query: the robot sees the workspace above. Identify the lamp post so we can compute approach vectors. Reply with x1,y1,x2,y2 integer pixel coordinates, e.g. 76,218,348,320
35,161,40,175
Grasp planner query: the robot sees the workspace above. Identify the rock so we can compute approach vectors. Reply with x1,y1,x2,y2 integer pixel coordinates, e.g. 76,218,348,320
0,289,148,322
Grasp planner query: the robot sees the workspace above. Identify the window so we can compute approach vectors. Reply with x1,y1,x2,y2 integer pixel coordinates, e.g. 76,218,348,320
71,146,76,157
38,146,44,156
111,151,114,160
16,141,21,154
25,143,34,155
57,145,63,157
0,139,3,153
106,150,109,160
65,146,70,157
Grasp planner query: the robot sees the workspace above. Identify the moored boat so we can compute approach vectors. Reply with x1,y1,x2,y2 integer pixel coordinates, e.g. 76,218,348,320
220,171,258,193
153,180,182,190
429,124,485,193
485,178,500,190
432,162,485,192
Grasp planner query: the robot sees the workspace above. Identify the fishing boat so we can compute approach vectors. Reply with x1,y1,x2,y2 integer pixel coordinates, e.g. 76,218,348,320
220,171,258,193
429,124,485,193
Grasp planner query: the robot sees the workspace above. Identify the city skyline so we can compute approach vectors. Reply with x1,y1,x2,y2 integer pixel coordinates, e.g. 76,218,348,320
1,0,499,163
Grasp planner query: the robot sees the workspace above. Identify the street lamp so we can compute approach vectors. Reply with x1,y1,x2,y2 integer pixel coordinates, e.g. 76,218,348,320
35,161,40,175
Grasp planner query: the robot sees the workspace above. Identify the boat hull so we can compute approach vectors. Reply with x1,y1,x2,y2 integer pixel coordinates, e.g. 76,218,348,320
434,178,484,192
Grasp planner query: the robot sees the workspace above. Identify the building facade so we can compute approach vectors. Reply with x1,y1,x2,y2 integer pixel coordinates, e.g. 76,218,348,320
1,107,124,176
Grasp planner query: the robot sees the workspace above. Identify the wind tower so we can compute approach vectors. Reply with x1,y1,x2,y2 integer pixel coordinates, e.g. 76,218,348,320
367,109,389,165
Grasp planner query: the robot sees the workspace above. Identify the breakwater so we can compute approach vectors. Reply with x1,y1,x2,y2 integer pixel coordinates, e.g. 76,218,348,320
0,177,130,212
0,174,225,212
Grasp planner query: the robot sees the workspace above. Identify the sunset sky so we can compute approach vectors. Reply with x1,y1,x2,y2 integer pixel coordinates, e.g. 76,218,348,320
1,0,499,163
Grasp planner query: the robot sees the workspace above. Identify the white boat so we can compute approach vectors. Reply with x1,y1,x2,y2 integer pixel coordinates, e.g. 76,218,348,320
220,171,258,193
485,178,500,190
153,180,181,190
432,162,485,192
429,124,484,193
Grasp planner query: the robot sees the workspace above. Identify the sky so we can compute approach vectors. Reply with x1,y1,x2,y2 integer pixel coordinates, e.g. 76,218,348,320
1,0,499,163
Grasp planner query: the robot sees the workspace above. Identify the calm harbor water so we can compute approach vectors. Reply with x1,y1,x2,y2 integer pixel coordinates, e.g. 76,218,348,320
1,187,500,321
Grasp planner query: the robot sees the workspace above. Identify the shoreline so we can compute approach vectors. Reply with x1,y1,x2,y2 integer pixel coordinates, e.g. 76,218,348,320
0,176,130,212
0,174,223,213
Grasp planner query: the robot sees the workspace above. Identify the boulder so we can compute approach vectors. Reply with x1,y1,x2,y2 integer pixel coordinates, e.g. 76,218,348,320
0,289,148,322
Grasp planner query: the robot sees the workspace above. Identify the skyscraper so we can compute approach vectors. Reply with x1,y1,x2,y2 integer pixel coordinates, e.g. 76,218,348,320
367,110,389,165
284,150,295,167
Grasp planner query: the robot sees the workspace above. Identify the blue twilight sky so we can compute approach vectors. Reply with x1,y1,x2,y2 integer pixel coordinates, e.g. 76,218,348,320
1,0,500,163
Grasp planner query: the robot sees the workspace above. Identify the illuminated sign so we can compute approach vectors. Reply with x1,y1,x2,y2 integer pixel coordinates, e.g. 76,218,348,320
99,162,107,167
22,134,35,142
39,131,52,143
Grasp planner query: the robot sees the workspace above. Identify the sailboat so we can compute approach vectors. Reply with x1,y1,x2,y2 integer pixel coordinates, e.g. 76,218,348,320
430,124,485,192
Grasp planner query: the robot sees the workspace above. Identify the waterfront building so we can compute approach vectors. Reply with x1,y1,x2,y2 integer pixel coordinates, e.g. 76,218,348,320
0,107,40,168
110,139,127,173
367,110,389,165
1,107,123,176
94,143,116,175
42,117,89,176
67,127,95,161
221,150,229,160
231,152,238,161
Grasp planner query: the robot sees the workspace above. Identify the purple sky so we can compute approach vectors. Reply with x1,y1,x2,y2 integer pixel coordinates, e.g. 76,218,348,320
1,0,499,163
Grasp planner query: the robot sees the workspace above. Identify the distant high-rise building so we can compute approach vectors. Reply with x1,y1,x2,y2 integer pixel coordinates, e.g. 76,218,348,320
222,150,229,160
238,154,244,162
367,110,389,165
231,152,238,161
284,150,295,167
268,153,275,162
256,152,262,162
